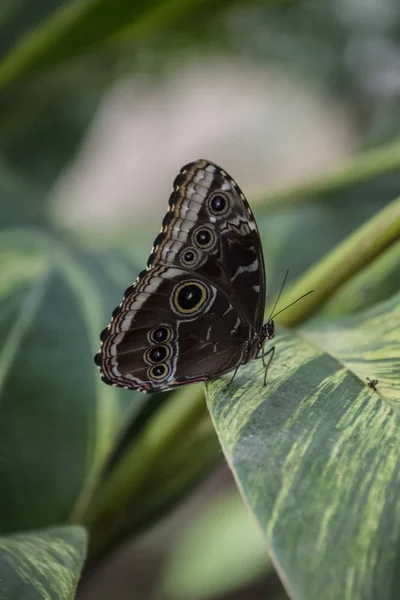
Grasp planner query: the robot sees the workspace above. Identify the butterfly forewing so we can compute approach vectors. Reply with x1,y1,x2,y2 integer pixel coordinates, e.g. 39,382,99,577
95,160,266,392
149,160,266,331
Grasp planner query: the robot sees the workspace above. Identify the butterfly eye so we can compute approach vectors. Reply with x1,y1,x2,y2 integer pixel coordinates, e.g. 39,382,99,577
266,321,275,339
172,280,208,315
208,193,229,216
193,226,216,250
145,344,170,365
148,326,173,344
148,363,169,380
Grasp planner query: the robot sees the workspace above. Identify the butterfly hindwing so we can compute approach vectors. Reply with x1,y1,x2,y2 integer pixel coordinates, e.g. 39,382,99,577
96,265,249,392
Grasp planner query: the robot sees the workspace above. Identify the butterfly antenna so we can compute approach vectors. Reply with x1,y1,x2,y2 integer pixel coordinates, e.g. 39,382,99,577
266,269,289,324
270,290,314,321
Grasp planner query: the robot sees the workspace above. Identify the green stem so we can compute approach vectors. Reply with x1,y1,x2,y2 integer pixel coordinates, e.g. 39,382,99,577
272,196,400,327
255,140,400,211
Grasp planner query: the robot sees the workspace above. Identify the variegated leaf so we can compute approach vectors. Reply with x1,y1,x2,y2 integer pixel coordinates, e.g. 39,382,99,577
0,526,86,599
206,292,400,600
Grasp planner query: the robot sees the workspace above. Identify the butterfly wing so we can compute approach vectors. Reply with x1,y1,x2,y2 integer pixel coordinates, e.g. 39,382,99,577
96,265,250,392
148,160,266,332
95,160,265,392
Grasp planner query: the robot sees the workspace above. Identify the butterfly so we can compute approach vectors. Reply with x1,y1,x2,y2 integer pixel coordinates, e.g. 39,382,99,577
95,159,276,393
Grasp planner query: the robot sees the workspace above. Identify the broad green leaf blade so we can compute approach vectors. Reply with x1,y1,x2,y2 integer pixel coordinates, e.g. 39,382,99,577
161,490,271,600
206,295,400,600
0,228,139,533
0,525,87,600
302,292,400,406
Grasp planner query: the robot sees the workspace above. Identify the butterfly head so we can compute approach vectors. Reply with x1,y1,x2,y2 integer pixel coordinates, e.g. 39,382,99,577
260,319,275,345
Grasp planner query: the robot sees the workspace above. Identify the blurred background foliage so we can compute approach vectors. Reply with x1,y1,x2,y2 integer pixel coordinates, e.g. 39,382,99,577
0,0,399,599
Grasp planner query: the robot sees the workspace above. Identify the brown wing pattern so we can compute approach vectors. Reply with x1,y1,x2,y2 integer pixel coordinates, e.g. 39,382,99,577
96,266,249,392
147,160,266,332
95,160,265,392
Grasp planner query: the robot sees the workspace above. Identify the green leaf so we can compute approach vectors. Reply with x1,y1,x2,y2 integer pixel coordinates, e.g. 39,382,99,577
0,70,106,191
0,525,87,600
0,159,47,228
0,218,221,566
206,293,400,600
161,490,271,600
302,293,400,407
0,228,140,534
79,384,221,564
0,0,239,88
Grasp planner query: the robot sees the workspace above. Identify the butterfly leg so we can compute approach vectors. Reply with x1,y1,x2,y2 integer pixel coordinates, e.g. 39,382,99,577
260,345,275,386
225,365,240,390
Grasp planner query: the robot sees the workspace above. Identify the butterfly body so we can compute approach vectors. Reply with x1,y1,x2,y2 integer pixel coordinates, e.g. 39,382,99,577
95,159,273,393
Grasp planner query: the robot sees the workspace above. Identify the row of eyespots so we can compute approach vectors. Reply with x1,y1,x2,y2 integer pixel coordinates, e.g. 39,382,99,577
146,325,174,381
179,223,218,268
148,184,231,269
150,163,244,265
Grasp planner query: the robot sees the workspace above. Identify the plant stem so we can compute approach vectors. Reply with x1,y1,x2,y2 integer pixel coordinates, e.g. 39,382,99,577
271,197,400,326
255,140,400,211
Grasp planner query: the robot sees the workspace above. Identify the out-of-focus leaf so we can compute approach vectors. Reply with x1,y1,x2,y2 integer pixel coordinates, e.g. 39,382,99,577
0,525,87,600
161,490,271,600
130,405,219,532
0,228,142,534
0,69,106,191
0,159,47,228
0,212,220,567
0,1,67,59
206,292,400,600
79,385,221,565
0,0,256,88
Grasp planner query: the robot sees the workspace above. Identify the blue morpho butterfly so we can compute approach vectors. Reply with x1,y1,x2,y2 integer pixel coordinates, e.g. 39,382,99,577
95,159,310,393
